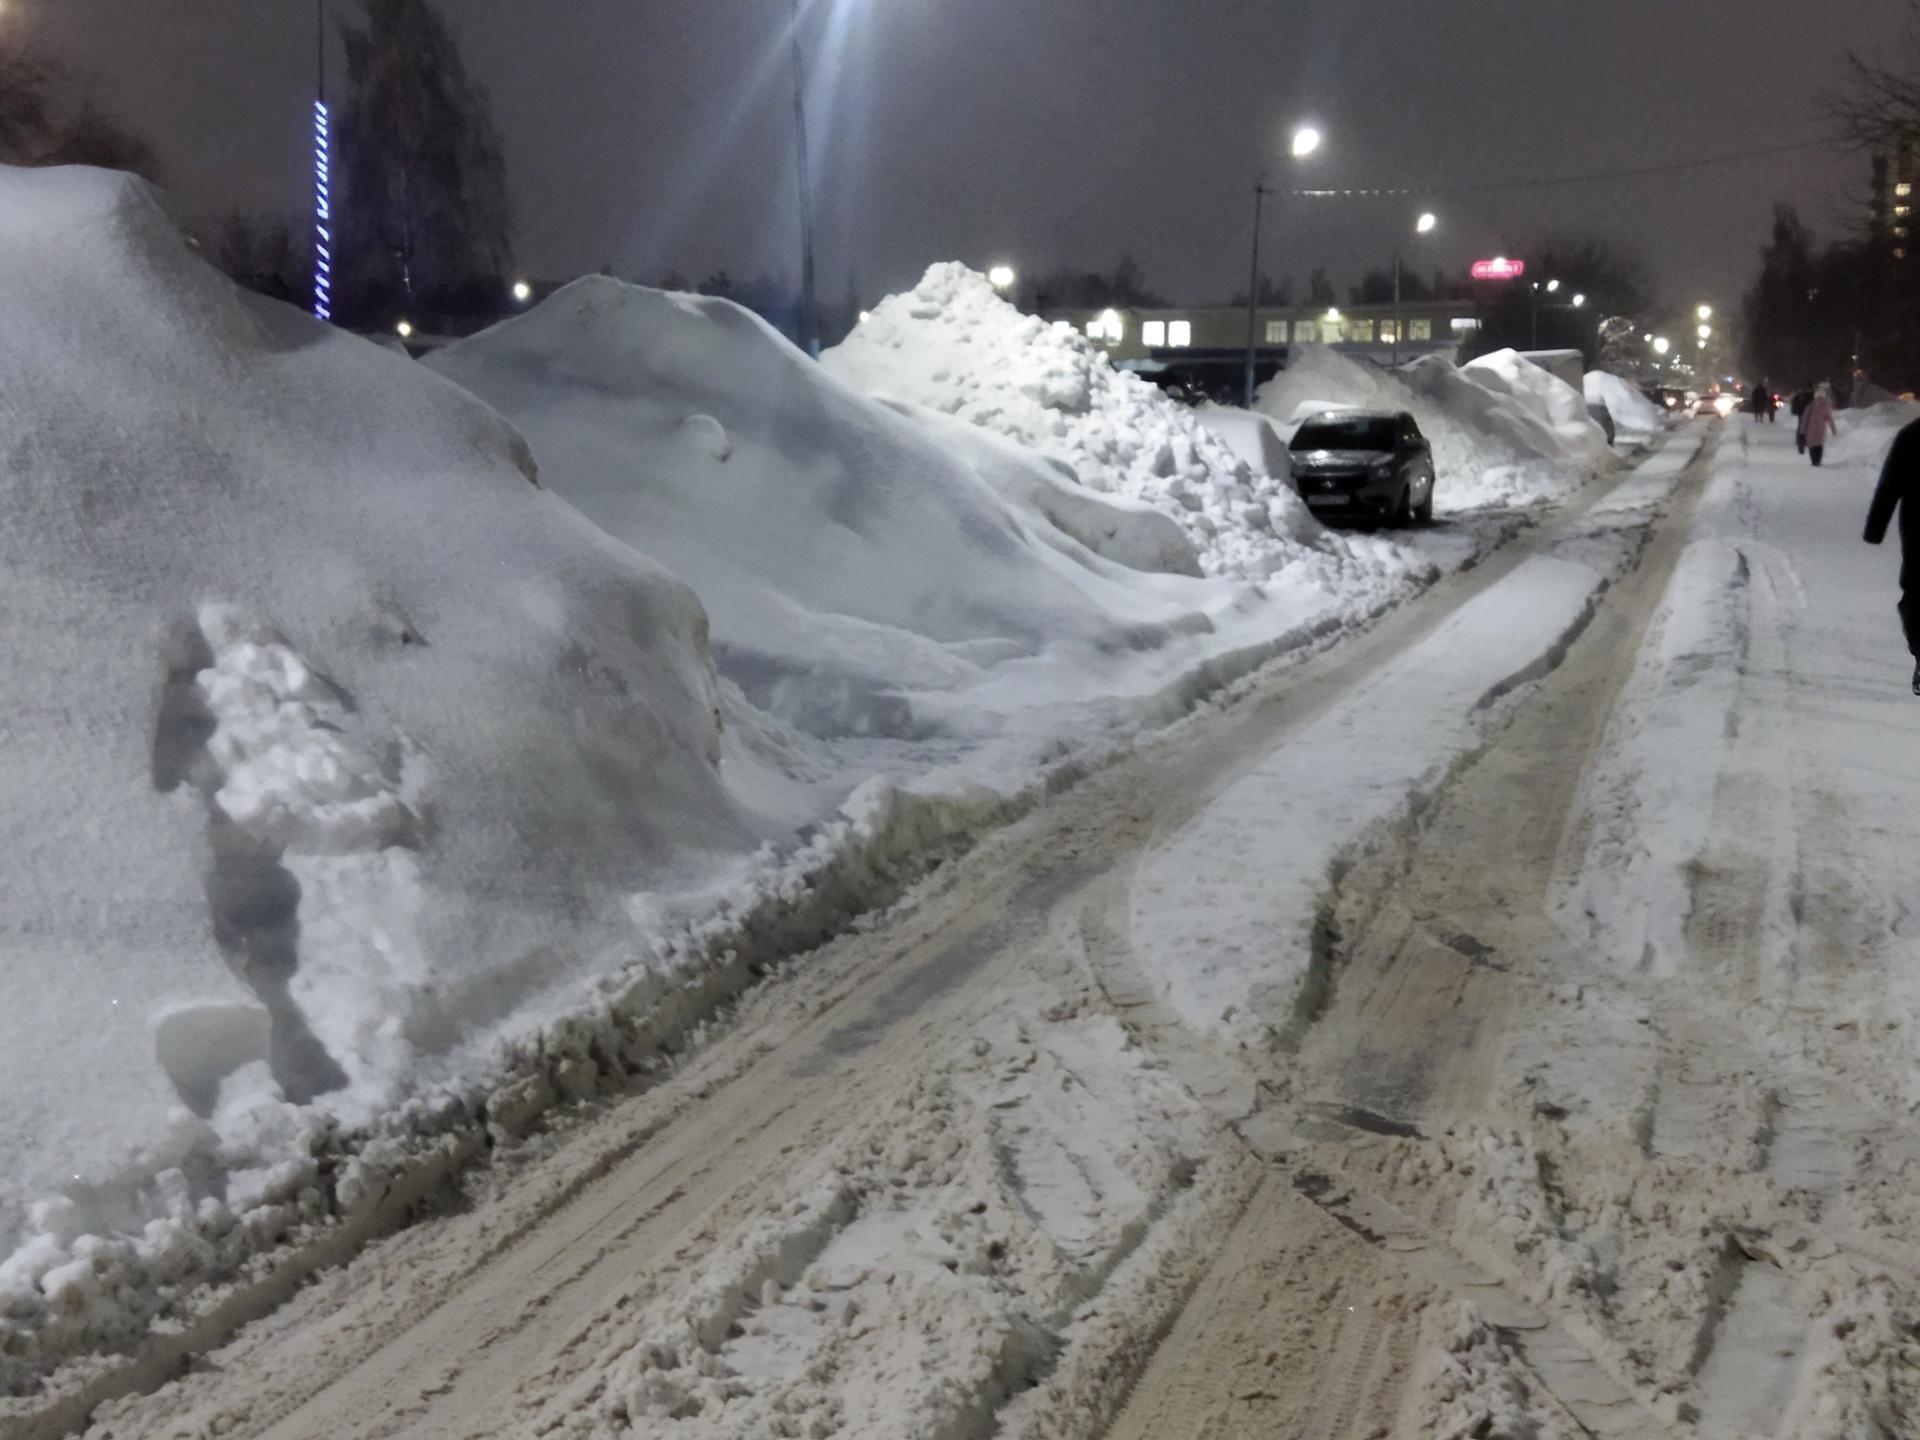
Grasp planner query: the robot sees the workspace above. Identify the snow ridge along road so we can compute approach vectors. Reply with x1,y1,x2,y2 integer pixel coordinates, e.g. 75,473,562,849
31,432,1708,1440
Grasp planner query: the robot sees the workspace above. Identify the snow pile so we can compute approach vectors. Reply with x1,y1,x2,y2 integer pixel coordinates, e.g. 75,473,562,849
820,263,1331,579
1829,399,1920,470
1584,370,1665,441
1257,345,1601,512
426,279,1255,745
1459,349,1613,468
0,166,757,1386
429,278,1428,752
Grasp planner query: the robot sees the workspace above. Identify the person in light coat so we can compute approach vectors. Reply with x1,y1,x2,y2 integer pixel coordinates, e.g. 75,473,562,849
1799,384,1838,466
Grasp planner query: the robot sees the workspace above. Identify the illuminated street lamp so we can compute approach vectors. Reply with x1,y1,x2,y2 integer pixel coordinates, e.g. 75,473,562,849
788,0,819,357
1698,304,1714,322
1245,124,1323,407
1394,212,1440,367
396,320,413,339
512,281,533,303
1653,336,1671,356
988,265,1016,291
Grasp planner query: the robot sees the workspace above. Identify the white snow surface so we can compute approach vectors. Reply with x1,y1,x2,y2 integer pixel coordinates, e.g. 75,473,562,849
1584,370,1666,441
820,263,1336,579
0,167,759,1375
1257,345,1603,513
1132,438,1701,1038
1558,418,1920,1000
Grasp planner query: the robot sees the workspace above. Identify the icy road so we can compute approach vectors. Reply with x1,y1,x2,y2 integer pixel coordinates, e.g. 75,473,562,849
40,418,1920,1439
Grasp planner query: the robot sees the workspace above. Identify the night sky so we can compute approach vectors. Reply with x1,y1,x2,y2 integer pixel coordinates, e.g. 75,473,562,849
23,0,1913,316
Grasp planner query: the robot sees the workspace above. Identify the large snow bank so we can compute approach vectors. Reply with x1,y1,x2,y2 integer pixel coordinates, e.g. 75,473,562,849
0,167,759,1385
1459,349,1612,468
426,279,1238,742
1584,371,1665,441
1258,345,1601,511
820,263,1332,579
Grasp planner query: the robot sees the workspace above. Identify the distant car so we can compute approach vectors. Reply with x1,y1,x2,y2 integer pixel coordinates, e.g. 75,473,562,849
1288,410,1436,526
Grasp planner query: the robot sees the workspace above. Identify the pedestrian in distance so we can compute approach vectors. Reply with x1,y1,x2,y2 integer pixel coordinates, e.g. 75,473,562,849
1791,385,1814,452
1800,384,1838,466
1864,413,1920,695
1750,381,1769,421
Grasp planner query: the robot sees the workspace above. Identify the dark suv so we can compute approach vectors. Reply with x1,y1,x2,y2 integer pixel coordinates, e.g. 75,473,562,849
1288,410,1436,526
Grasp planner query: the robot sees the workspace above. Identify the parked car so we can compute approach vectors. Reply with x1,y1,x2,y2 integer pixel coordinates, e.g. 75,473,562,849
1288,410,1436,526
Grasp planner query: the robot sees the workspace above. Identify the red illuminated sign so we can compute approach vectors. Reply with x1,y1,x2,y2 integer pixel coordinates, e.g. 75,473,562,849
1471,258,1526,281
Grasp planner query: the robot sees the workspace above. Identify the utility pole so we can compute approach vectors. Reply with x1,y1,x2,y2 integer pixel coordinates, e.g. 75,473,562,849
788,0,820,358
1392,257,1402,369
1244,179,1272,410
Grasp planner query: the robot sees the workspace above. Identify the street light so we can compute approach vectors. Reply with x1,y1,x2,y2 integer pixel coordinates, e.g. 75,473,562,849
1245,124,1323,408
1698,304,1713,322
396,320,413,339
988,265,1016,291
1395,213,1439,367
787,0,820,358
512,281,532,303
1653,336,1671,355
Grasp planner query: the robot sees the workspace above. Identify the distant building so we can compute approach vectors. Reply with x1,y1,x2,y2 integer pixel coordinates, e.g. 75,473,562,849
1872,145,1915,260
1040,299,1483,401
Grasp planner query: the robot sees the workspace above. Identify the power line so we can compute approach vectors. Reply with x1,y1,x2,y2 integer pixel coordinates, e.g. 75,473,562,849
1289,137,1839,200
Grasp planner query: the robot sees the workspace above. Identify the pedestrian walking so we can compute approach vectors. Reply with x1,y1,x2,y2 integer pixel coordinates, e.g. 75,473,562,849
1800,384,1838,466
1750,381,1769,421
1864,414,1920,695
1791,385,1814,452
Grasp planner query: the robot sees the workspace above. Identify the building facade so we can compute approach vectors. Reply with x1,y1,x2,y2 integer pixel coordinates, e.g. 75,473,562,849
1042,300,1485,366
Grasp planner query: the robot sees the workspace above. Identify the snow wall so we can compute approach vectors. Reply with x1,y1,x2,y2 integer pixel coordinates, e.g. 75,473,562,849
0,166,764,1383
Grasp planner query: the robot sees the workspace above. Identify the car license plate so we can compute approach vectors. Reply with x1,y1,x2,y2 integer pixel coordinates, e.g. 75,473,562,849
1305,492,1348,507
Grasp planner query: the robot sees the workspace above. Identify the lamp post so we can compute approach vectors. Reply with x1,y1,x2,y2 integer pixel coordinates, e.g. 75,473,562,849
1393,211,1438,368
1244,124,1320,410
788,0,820,358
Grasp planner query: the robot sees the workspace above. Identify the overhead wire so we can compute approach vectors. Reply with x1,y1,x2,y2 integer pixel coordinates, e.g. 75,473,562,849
1288,137,1839,199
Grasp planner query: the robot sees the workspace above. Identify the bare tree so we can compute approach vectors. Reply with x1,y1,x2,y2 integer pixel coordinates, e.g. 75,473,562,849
1828,3,1920,151
0,35,159,179
336,0,513,328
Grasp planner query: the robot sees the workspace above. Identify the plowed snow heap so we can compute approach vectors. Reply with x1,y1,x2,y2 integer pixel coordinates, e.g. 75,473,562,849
0,165,751,1388
823,262,1334,579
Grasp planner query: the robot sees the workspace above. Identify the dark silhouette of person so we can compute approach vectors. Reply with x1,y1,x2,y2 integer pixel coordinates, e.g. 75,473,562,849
1865,415,1920,695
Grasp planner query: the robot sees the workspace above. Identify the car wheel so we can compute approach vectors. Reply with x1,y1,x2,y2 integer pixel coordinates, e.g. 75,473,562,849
1414,479,1434,525
1389,486,1413,529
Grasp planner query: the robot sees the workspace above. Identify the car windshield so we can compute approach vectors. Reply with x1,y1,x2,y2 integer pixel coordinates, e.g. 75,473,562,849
1292,416,1399,452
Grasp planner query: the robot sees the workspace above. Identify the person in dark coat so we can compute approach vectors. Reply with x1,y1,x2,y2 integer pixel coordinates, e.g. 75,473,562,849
1790,385,1815,451
1865,415,1920,695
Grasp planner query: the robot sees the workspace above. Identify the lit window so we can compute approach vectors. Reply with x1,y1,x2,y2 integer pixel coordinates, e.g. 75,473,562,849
1265,320,1287,343
1085,320,1103,338
1899,183,1913,197
1351,320,1375,343
1142,320,1167,347
1379,322,1397,344
1450,318,1480,335
1168,320,1192,347
1410,319,1432,341
1294,321,1318,343
1898,205,1912,218
1321,317,1347,343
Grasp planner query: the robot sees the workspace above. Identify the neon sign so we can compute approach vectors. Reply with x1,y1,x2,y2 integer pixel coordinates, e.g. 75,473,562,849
313,99,333,322
1470,258,1525,281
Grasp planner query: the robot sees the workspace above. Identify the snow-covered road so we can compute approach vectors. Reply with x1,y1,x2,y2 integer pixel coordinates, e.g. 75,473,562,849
32,417,1920,1439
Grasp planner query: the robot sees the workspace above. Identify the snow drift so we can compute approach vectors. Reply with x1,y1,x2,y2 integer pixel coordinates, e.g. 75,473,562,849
1584,371,1665,442
0,167,759,1383
820,263,1333,579
425,278,1239,742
